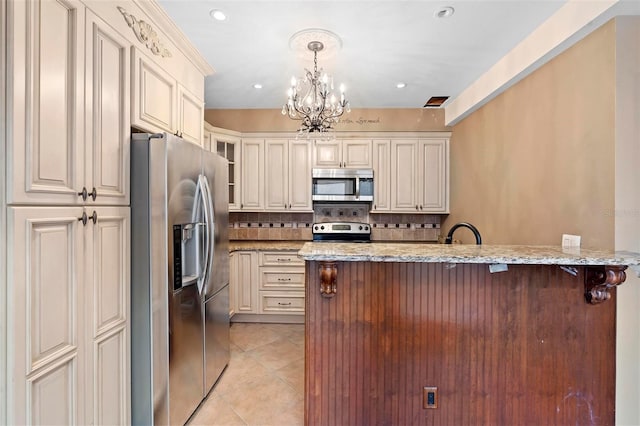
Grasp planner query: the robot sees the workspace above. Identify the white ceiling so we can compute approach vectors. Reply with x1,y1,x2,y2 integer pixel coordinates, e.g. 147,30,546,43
157,0,636,116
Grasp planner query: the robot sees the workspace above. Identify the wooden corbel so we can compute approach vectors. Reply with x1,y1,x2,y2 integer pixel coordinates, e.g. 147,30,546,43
319,262,338,298
584,265,628,304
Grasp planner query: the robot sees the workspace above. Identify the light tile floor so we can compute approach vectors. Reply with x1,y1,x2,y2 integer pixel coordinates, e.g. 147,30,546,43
188,323,305,426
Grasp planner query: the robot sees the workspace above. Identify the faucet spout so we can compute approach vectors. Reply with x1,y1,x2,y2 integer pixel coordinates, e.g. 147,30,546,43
445,222,482,245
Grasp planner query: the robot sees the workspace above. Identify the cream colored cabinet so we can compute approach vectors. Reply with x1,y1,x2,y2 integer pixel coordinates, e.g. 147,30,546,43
8,2,130,206
372,140,391,212
85,10,131,206
8,0,85,205
7,206,130,425
132,49,204,145
313,139,372,168
240,139,265,210
258,251,305,314
391,139,449,213
233,251,259,314
206,125,241,211
229,252,237,316
265,139,312,212
230,250,305,321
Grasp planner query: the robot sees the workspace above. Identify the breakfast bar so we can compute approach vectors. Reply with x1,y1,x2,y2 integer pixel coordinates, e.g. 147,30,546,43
298,243,640,425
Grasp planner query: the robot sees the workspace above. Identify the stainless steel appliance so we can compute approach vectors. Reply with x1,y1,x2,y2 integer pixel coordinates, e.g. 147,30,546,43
312,221,372,242
130,133,230,425
312,168,374,202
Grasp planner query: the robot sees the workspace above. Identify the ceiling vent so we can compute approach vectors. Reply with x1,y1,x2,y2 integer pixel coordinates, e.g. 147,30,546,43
423,96,449,108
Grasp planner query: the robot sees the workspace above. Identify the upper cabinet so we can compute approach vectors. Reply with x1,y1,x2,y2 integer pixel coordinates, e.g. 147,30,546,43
204,123,241,211
7,0,130,206
391,139,449,213
264,139,312,212
313,139,372,168
131,49,204,145
240,138,265,210
372,140,391,212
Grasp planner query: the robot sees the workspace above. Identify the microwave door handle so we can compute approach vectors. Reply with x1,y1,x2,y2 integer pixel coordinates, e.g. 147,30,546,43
355,177,360,200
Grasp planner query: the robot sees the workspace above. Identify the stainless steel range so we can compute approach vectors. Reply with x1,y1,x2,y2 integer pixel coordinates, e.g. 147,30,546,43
312,221,371,242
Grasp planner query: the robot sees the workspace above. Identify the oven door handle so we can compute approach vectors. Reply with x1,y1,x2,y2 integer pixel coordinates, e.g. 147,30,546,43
355,177,360,200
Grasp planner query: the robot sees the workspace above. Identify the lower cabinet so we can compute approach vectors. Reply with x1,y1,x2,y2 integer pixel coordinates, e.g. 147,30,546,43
6,206,130,425
230,249,305,322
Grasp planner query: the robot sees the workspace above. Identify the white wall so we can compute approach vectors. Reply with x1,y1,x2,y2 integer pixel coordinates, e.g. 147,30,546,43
615,16,640,426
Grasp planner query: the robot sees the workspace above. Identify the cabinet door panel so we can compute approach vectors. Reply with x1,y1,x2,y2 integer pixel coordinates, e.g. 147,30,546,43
343,140,372,168
240,140,264,210
86,12,130,205
235,252,257,313
313,140,341,168
93,328,127,426
86,207,130,425
8,207,84,425
264,140,288,209
288,141,312,211
372,140,391,211
178,85,204,145
420,140,448,212
9,0,85,204
132,49,176,134
391,141,418,211
29,357,77,425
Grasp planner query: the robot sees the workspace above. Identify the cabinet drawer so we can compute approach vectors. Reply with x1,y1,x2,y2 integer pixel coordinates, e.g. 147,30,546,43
260,270,305,290
260,251,304,266
259,292,305,313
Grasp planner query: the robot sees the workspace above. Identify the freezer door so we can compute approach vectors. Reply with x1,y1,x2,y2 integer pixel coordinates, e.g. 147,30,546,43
165,135,206,425
201,152,230,299
204,284,230,394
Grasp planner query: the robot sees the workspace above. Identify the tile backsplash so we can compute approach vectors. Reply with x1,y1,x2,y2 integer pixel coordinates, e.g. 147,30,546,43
229,206,442,242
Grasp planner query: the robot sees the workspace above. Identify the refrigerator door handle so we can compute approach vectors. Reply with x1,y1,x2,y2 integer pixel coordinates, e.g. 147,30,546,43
201,176,215,294
195,175,210,296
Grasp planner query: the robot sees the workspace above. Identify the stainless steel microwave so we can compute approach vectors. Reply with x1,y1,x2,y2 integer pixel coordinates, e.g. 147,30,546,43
312,168,374,202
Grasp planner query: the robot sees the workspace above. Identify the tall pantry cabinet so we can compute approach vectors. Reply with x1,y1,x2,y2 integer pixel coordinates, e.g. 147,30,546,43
3,1,131,424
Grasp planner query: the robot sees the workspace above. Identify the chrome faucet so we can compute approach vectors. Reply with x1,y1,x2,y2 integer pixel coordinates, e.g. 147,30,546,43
445,222,482,245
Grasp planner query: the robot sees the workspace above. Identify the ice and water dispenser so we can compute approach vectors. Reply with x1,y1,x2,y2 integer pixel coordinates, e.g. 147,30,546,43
172,223,203,291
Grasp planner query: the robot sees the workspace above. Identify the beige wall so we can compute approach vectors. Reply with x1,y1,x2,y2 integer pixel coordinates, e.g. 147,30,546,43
205,108,448,133
444,20,616,248
614,16,640,426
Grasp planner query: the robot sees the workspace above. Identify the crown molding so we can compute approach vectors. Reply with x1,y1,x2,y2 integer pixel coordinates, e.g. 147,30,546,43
132,0,214,76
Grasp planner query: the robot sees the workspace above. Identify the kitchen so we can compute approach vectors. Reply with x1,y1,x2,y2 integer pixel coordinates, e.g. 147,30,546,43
1,0,640,425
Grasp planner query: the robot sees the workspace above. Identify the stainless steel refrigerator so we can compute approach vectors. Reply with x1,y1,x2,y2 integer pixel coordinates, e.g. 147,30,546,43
130,132,230,425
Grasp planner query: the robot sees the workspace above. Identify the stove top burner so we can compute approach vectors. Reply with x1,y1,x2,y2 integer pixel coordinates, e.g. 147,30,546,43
312,222,371,242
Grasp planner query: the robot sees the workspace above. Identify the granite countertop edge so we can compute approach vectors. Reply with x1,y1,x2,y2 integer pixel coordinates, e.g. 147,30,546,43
297,242,640,266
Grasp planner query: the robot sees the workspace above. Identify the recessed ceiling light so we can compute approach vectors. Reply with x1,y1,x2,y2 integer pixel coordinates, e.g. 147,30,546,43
253,83,263,89
209,9,226,21
396,82,407,89
434,6,455,19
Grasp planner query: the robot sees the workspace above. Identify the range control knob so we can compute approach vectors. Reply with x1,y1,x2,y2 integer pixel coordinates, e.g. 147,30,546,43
364,226,369,231
359,225,363,230
314,225,319,231
320,225,325,230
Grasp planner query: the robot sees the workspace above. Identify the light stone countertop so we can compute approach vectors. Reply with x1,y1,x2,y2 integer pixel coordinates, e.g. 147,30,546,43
297,242,640,266
230,240,307,252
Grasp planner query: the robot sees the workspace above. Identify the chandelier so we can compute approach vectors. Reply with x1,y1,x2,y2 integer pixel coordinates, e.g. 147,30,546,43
282,40,350,134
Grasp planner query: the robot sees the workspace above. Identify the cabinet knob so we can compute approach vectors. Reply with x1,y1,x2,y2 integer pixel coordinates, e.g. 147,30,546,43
78,212,88,226
89,211,98,224
415,205,419,210
78,187,88,201
89,187,97,201
419,205,423,210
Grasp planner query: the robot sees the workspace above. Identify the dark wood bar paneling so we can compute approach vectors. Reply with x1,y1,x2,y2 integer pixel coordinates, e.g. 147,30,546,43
305,262,616,426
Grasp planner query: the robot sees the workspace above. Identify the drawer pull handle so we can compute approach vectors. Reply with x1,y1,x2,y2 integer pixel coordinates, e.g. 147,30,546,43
277,278,292,282
276,258,291,262
278,302,292,306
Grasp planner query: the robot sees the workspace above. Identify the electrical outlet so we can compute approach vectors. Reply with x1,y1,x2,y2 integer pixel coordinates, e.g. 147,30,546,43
423,387,438,409
562,234,581,248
